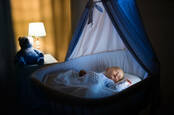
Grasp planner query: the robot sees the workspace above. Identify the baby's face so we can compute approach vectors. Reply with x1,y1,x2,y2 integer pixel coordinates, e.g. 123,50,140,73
105,67,124,83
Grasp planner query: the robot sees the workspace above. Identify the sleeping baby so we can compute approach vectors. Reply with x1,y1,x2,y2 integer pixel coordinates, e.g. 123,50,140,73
79,66,131,84
54,66,132,98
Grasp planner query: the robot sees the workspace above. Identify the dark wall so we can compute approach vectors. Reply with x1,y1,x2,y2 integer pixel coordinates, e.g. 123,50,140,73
71,0,88,34
71,0,174,111
136,0,174,109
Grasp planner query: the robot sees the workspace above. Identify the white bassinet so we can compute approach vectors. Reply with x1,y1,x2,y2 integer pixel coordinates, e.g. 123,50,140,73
32,49,147,98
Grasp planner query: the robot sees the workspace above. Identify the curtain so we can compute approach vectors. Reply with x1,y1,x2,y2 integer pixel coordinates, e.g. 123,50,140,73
68,1,125,59
11,0,71,62
102,0,159,75
0,0,16,91
0,0,17,113
66,0,159,75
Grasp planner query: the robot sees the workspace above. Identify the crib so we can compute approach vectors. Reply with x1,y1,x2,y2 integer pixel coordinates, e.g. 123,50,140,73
31,50,154,114
30,0,160,114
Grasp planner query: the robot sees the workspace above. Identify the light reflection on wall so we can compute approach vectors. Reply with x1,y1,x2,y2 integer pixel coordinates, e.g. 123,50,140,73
11,0,71,62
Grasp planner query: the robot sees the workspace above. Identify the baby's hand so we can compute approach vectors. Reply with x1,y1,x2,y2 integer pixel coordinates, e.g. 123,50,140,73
79,70,87,77
126,79,132,85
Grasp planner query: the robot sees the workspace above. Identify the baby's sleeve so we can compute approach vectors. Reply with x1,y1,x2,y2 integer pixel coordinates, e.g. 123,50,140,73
115,80,131,92
105,82,117,90
102,75,117,90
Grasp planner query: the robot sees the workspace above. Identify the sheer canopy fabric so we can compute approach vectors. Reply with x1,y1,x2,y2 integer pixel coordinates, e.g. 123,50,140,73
69,2,125,59
66,0,159,75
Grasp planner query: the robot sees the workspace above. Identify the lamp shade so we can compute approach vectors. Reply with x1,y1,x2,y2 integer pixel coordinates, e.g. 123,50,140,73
28,22,46,37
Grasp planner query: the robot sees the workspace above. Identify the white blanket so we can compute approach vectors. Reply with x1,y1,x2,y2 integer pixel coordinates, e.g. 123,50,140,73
45,70,141,99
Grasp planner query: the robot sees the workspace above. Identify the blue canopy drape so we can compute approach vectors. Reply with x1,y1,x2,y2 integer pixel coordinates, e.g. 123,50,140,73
66,0,159,75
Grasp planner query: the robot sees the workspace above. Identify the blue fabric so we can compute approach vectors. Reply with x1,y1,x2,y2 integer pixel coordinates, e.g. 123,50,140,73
102,0,159,75
66,0,159,75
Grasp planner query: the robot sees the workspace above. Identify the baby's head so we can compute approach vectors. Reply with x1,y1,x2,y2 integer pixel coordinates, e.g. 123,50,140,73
104,66,124,83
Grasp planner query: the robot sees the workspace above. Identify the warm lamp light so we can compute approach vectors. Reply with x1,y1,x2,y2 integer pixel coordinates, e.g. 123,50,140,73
28,22,46,50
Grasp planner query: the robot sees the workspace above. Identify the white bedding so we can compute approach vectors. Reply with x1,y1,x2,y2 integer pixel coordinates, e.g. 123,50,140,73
44,70,141,99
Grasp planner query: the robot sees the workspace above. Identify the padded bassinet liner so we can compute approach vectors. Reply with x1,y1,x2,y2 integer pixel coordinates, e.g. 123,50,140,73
32,49,147,82
32,50,148,94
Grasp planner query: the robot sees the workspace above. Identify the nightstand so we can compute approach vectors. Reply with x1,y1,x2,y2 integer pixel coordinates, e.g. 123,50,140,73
44,54,58,64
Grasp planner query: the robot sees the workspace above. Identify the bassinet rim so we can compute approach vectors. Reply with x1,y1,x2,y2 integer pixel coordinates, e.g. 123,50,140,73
31,74,154,106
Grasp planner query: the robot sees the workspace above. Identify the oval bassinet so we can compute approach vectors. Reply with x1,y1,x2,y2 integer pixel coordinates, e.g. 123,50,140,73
30,0,159,114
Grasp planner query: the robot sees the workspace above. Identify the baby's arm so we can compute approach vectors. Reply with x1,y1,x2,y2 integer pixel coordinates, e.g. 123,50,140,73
126,79,132,85
105,78,132,91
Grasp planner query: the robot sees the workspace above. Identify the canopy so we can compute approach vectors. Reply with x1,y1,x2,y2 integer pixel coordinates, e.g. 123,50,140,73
66,0,159,75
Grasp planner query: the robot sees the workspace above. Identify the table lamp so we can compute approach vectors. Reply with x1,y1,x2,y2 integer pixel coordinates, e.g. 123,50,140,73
28,22,46,50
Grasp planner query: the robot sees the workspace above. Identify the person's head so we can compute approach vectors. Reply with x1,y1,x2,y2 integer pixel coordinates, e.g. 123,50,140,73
104,66,124,83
